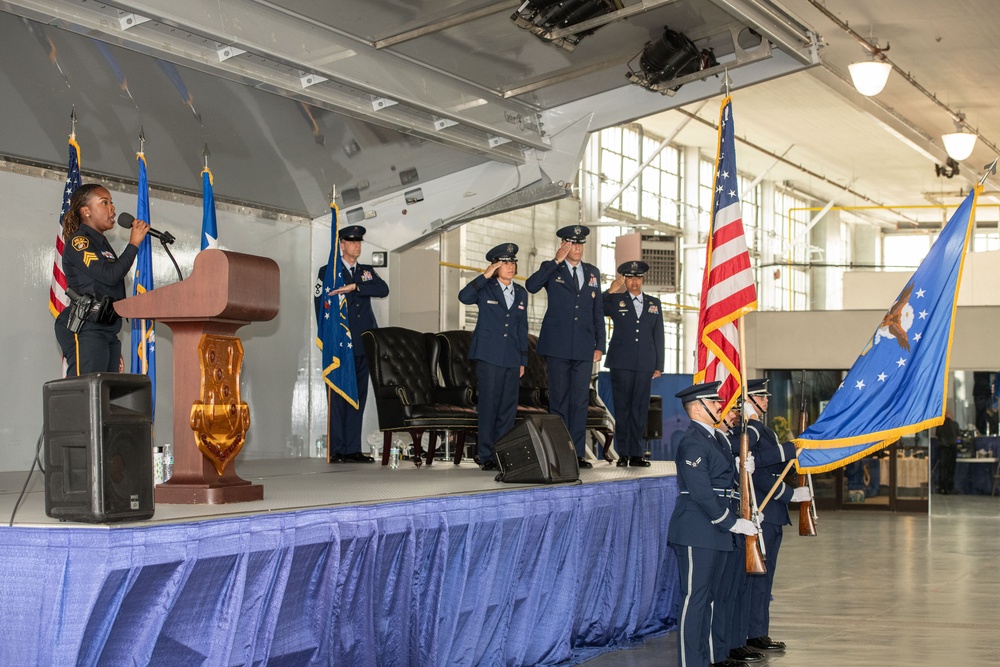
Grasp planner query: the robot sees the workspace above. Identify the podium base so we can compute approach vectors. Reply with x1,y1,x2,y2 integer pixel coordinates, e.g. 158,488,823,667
155,480,264,504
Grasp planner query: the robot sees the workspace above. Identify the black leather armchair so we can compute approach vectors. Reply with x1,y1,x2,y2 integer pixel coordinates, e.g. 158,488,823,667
361,327,478,466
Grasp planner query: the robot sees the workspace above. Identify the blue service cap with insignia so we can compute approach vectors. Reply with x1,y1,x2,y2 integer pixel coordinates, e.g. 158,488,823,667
486,242,518,262
618,260,649,277
556,224,590,243
339,225,366,241
747,378,770,396
675,381,723,404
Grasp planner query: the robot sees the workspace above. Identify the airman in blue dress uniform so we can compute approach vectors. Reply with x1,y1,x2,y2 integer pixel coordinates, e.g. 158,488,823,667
602,260,664,467
314,224,389,462
525,225,606,468
741,379,811,654
458,243,529,470
668,381,757,667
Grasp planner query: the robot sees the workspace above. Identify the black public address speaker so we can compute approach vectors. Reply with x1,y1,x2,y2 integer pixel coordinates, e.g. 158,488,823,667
43,373,154,523
644,395,663,440
494,415,579,484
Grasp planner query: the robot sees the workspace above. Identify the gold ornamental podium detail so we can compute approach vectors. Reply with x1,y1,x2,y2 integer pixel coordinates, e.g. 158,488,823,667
190,335,251,476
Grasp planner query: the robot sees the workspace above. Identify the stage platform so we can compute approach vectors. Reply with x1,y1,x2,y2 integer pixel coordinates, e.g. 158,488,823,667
0,458,680,666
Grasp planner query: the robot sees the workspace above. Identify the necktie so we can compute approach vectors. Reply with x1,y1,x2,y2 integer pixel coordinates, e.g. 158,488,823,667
572,265,580,291
348,265,355,280
504,285,514,309
633,296,642,319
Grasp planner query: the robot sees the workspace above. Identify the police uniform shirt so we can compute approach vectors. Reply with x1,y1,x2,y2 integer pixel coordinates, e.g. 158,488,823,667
525,258,606,361
62,224,137,302
601,290,665,373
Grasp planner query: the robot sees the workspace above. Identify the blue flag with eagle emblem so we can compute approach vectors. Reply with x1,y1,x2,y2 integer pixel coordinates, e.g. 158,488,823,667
796,185,980,473
131,152,156,419
317,201,359,408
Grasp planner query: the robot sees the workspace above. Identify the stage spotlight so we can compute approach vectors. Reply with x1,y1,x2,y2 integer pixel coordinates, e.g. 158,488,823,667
511,0,623,52
935,158,960,179
626,27,718,95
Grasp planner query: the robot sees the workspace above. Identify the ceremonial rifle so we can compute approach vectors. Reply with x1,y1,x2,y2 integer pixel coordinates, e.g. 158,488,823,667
737,325,766,574
797,373,817,536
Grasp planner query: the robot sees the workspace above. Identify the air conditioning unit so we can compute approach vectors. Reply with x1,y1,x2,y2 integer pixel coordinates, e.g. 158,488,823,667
614,232,677,293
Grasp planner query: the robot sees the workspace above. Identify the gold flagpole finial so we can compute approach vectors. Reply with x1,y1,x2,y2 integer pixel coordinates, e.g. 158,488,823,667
330,185,337,203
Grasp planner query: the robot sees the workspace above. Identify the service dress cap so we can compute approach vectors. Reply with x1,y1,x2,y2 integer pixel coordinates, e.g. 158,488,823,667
556,224,590,243
746,378,770,396
675,381,723,404
486,242,519,263
339,225,366,241
617,260,649,277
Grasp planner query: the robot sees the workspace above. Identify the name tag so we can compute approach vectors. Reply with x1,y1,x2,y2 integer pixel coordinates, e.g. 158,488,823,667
486,299,499,305
555,277,565,283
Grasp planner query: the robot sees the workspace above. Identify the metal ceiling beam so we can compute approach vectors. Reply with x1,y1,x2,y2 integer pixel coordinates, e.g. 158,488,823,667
704,0,817,65
373,1,515,49
1,0,549,159
545,0,683,40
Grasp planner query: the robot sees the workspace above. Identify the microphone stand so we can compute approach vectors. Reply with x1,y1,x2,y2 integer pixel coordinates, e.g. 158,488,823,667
154,232,184,282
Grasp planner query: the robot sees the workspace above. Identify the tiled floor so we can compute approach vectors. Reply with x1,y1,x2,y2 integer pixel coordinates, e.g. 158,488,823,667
580,499,1000,666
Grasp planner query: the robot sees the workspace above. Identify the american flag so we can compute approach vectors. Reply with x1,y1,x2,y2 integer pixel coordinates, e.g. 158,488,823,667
694,97,758,417
49,136,82,318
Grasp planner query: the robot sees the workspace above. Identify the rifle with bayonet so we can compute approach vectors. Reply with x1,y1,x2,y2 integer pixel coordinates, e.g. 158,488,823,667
797,373,818,536
741,394,767,573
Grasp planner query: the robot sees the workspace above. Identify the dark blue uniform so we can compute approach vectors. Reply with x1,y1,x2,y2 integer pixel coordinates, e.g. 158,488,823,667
525,259,605,458
54,224,137,376
458,274,529,464
744,418,796,644
602,290,664,459
668,420,739,667
314,260,389,457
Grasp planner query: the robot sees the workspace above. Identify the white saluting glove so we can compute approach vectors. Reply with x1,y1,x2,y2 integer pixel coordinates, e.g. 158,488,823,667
744,402,758,420
730,518,757,535
744,452,755,474
791,486,812,503
755,511,765,525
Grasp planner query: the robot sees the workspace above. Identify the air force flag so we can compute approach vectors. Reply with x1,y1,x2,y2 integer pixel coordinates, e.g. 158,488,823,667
796,185,981,473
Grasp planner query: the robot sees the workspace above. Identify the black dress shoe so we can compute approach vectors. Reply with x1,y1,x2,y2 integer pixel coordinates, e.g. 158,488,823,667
480,460,498,471
747,635,785,651
577,458,593,469
616,457,629,467
629,456,652,467
730,646,764,662
328,454,344,463
711,660,747,667
343,452,375,463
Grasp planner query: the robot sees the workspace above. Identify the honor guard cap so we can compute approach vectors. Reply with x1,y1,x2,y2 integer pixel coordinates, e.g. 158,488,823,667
486,243,519,262
747,378,770,396
675,381,723,404
617,260,649,277
339,225,366,241
556,224,590,243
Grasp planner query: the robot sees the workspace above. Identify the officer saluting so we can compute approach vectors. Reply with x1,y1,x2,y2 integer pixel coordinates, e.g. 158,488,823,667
603,260,664,467
458,243,529,471
314,224,389,462
525,225,606,469
668,381,757,667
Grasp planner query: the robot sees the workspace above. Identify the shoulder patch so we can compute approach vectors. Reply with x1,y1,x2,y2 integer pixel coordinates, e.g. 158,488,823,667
71,236,89,252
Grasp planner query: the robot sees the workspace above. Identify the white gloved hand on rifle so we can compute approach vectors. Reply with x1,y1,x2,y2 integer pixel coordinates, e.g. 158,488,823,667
791,486,812,503
729,518,757,535
743,451,755,474
744,402,758,420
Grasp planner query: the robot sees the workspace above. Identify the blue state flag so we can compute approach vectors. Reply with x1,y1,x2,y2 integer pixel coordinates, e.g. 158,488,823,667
131,152,157,419
316,201,359,408
201,167,218,250
796,185,981,473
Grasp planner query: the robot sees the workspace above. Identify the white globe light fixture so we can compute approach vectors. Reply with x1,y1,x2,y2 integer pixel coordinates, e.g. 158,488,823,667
941,114,977,161
848,60,892,96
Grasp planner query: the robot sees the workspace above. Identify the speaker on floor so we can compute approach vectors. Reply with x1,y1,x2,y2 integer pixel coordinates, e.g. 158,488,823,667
644,395,662,440
494,415,579,484
43,373,154,523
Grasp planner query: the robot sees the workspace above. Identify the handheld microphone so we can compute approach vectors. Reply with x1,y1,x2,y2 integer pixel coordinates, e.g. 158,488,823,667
117,212,176,245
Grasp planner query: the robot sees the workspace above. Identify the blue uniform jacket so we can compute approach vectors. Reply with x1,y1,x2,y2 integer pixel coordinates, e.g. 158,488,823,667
601,291,665,372
745,419,797,526
315,262,389,356
525,259,605,360
668,422,739,550
458,275,529,368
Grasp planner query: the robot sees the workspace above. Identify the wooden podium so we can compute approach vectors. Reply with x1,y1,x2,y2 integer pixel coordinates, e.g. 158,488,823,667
115,249,280,504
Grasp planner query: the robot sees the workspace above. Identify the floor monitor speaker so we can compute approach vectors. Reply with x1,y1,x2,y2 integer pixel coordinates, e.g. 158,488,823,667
494,415,579,484
43,373,154,523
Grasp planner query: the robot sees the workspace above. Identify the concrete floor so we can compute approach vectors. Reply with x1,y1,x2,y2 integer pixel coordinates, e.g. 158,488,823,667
581,501,1000,666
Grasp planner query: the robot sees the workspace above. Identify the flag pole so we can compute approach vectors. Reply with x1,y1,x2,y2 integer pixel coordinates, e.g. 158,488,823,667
757,451,800,512
739,318,766,573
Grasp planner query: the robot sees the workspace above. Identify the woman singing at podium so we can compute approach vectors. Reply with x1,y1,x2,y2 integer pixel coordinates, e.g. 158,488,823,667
54,184,149,376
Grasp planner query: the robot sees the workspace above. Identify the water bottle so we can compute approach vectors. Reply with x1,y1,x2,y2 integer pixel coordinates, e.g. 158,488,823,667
389,441,401,469
163,443,174,481
315,436,326,459
152,446,165,485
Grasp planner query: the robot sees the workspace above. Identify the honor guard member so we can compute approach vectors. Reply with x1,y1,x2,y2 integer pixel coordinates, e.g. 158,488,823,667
458,243,529,470
741,379,811,654
55,184,150,376
602,260,664,467
525,225,606,468
718,407,763,666
314,224,389,462
668,381,757,667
